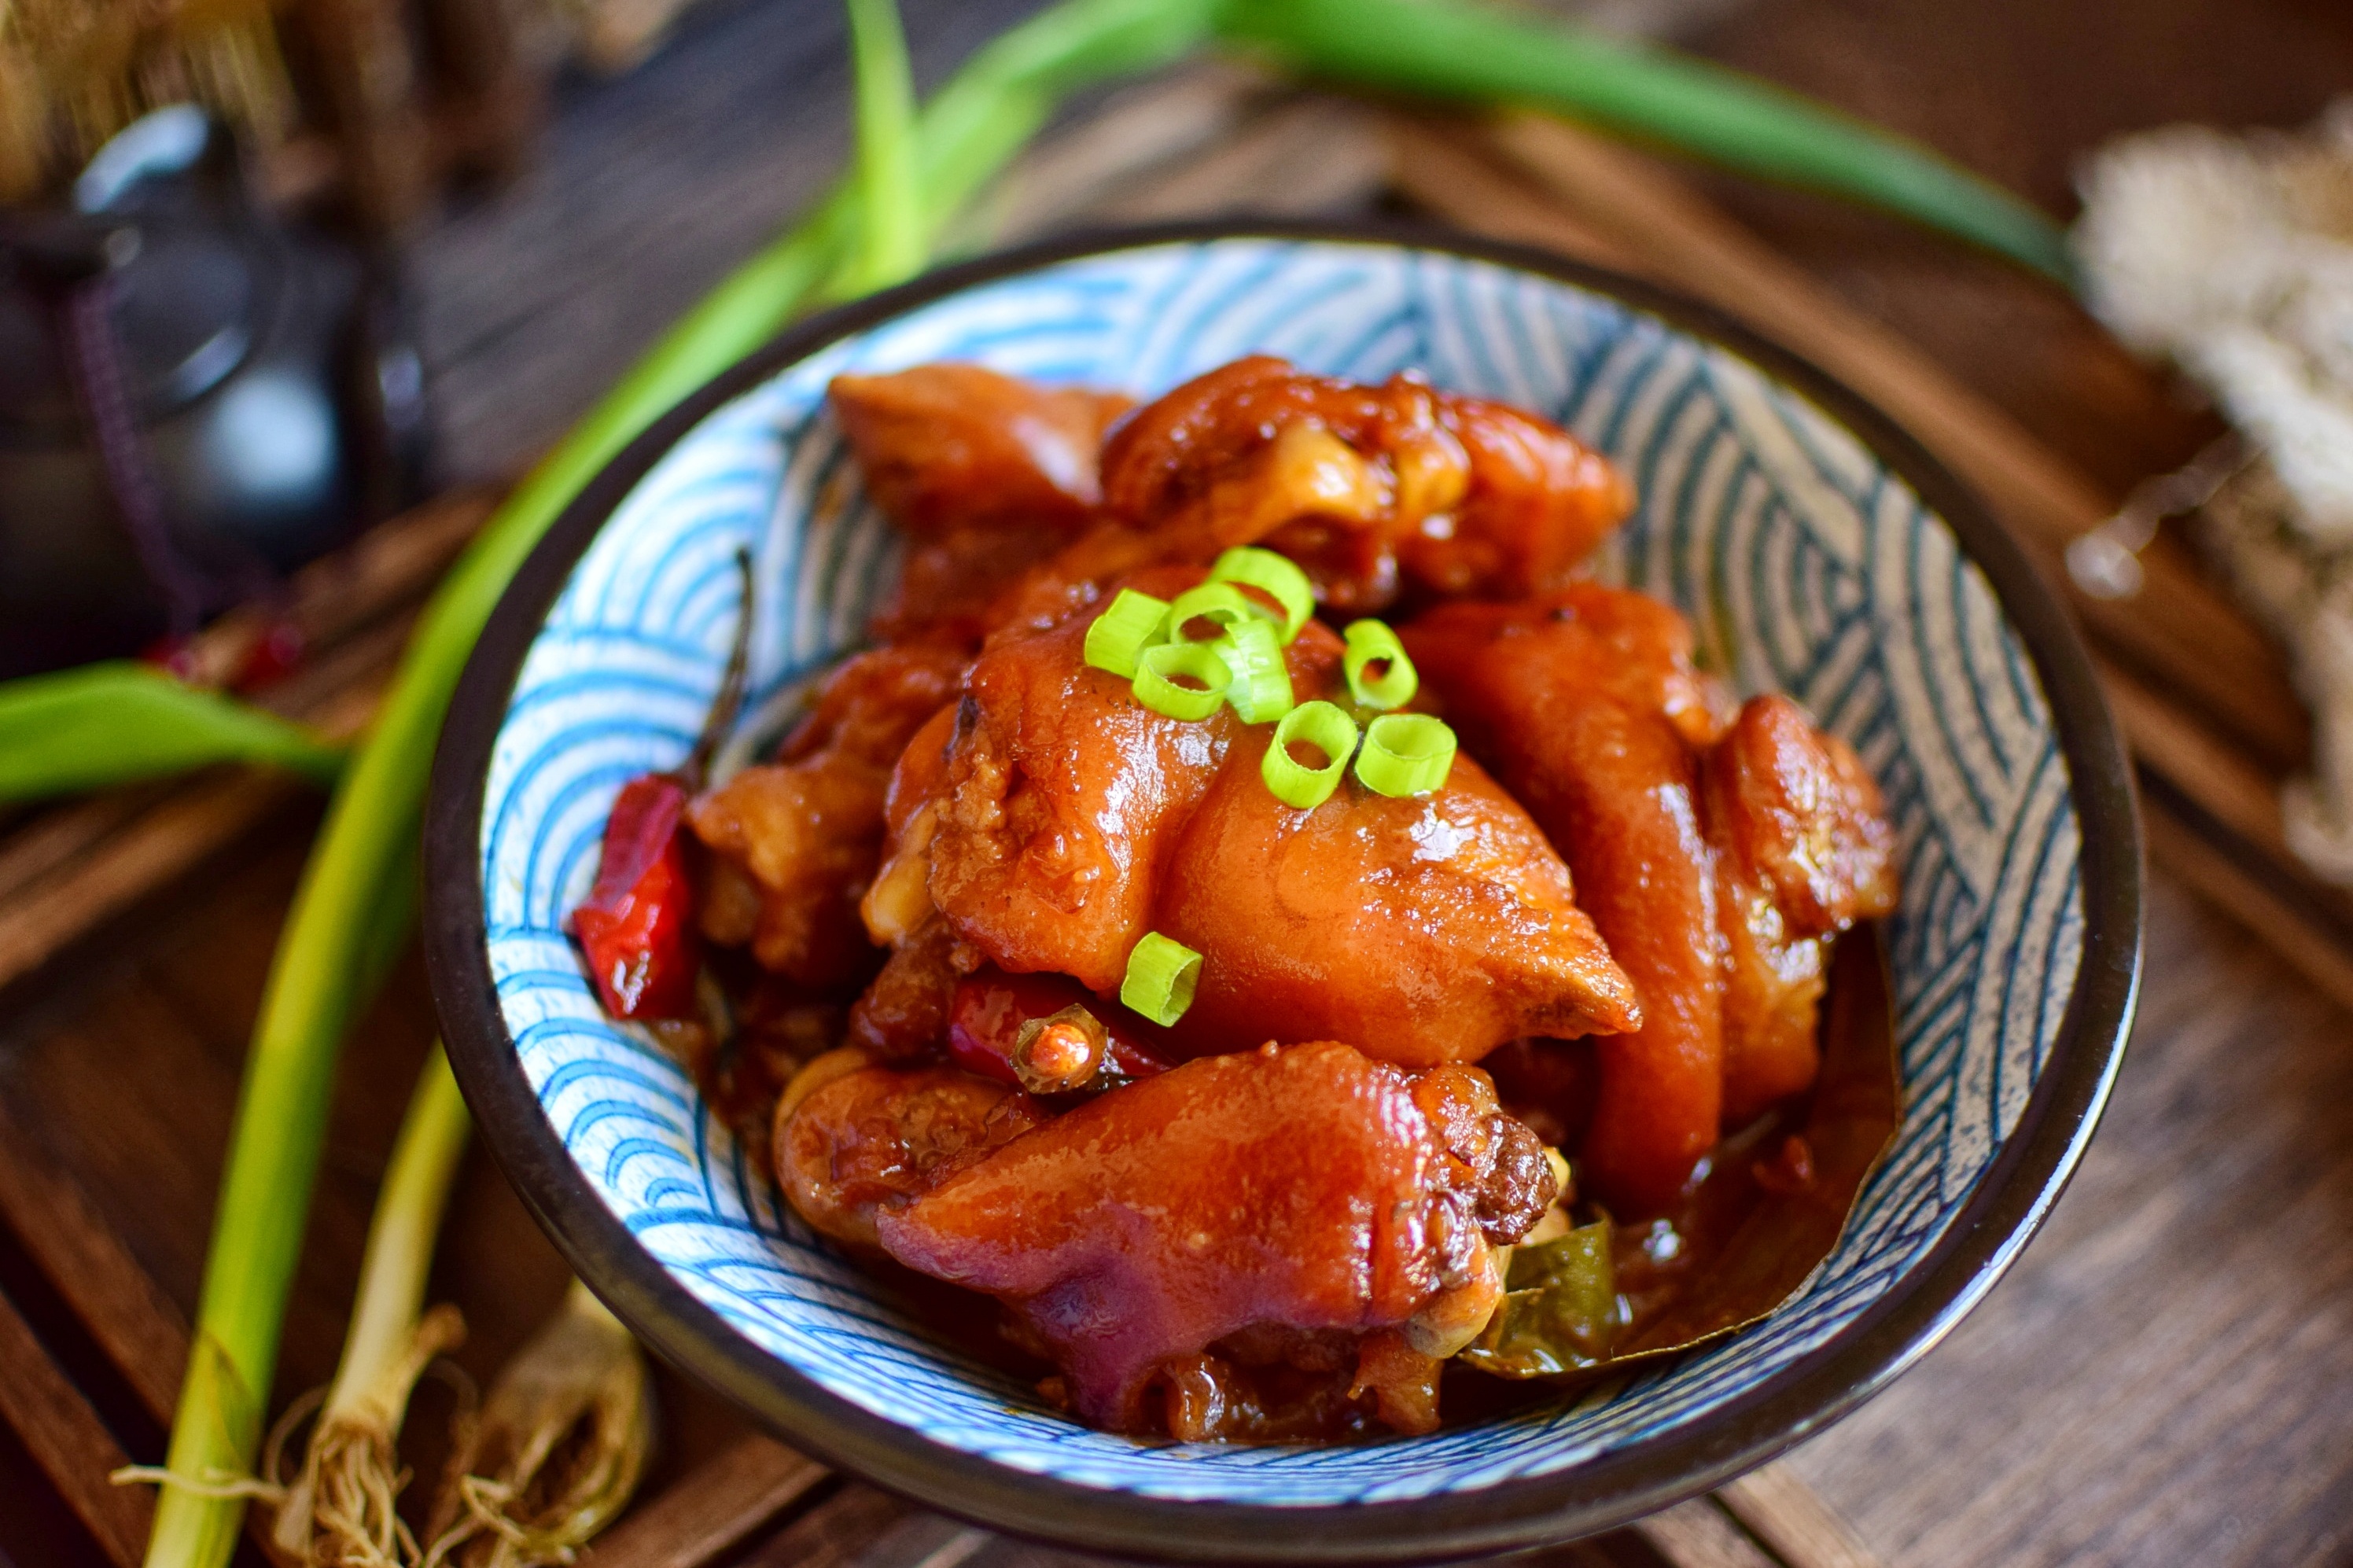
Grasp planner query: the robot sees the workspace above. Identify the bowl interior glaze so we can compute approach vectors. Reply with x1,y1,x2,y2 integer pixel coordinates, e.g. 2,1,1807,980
430,228,2136,1556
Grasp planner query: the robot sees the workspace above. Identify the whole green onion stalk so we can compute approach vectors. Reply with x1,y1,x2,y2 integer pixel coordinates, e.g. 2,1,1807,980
140,3,1217,1564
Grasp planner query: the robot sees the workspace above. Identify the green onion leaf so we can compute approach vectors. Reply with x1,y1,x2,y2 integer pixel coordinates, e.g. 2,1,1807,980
1355,712,1456,797
1456,1220,1618,1379
1262,699,1358,809
1342,618,1418,711
1214,0,2073,283
1132,639,1232,721
1082,587,1172,678
0,661,344,803
1208,545,1313,642
1120,930,1202,1026
1214,618,1294,724
841,0,923,294
1164,580,1259,644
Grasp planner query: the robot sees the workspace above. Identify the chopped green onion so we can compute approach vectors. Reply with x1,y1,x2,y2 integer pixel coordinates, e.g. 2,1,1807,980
1262,700,1358,809
1083,587,1171,678
1355,712,1457,797
1215,619,1294,724
1165,580,1258,643
1120,931,1202,1026
1342,619,1419,710
1209,546,1313,642
1132,640,1231,721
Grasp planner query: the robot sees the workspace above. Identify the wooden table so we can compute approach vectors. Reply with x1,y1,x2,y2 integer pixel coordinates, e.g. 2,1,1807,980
7,2,2353,1565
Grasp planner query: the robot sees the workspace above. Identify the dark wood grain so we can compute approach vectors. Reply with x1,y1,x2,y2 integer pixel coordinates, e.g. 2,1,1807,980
0,1286,150,1568
7,0,2353,1563
1780,878,2353,1565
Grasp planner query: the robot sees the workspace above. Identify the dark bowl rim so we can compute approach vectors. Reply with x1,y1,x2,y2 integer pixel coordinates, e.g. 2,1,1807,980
424,216,2143,1563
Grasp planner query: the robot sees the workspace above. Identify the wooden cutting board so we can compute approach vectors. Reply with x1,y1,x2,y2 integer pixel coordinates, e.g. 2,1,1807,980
6,51,2347,1568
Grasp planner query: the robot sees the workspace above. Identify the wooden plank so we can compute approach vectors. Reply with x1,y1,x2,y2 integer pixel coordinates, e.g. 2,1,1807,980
0,1102,191,1424
1716,1464,1884,1568
735,1485,908,1568
584,1435,827,1568
0,770,306,995
1633,1499,1780,1568
0,1285,152,1568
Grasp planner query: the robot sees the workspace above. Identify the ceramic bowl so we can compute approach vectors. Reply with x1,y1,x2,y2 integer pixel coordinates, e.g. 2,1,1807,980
424,223,2140,1562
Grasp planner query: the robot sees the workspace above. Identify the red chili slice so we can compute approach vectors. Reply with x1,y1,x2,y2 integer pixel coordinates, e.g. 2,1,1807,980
948,966,1174,1088
572,774,700,1019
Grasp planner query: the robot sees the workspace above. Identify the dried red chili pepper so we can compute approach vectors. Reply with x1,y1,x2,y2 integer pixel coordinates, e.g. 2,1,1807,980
948,966,1174,1090
571,550,755,1020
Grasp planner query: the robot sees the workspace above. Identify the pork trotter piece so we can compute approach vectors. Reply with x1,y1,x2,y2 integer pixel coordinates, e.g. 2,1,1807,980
1154,740,1639,1066
690,644,964,986
925,570,1635,1065
1407,585,1728,1215
777,1064,1044,1248
829,365,1132,641
1703,694,1900,1123
875,1041,1555,1433
925,567,1339,992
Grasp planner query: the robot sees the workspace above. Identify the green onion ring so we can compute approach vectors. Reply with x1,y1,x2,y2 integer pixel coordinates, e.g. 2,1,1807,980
1355,712,1457,797
1121,930,1203,1026
1083,587,1171,678
1262,700,1359,808
1165,580,1259,644
1216,619,1295,724
1342,619,1420,710
1209,546,1314,642
1133,640,1232,721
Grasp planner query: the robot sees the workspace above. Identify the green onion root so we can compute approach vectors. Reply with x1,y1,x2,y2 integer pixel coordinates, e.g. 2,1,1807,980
423,1281,651,1568
274,1043,472,1567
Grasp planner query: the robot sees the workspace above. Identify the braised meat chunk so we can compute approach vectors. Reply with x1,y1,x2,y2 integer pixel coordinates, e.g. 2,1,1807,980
777,1061,1044,1248
831,364,1129,536
1408,590,1901,1213
830,365,1132,642
923,567,1341,992
1408,586,1732,1216
919,569,1636,1064
1154,738,1638,1066
1020,357,1630,618
1703,695,1900,1123
874,1040,1552,1434
576,355,1908,1446
689,643,963,986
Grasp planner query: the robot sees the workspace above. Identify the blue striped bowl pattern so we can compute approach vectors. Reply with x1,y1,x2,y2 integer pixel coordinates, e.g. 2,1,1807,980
477,238,2081,1505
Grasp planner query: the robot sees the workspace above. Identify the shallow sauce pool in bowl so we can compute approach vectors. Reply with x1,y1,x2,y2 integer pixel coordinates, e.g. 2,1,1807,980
424,223,2138,1561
